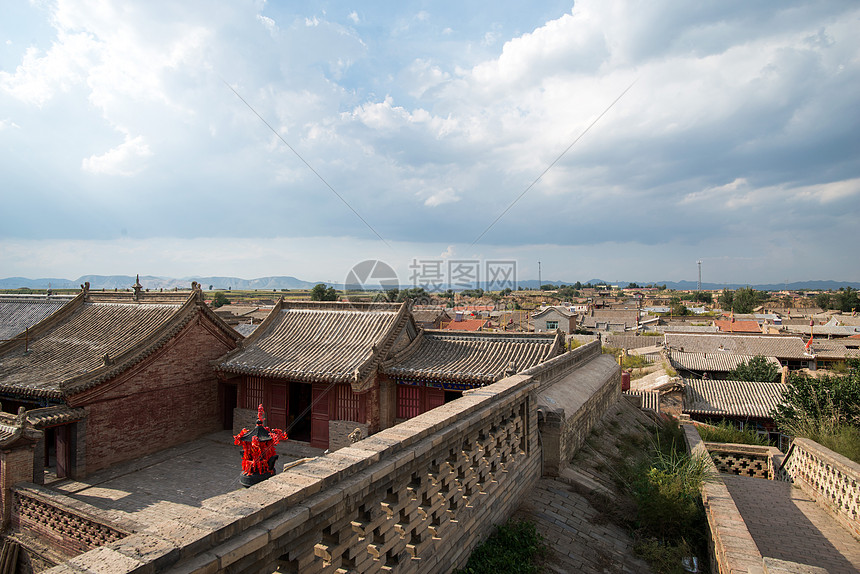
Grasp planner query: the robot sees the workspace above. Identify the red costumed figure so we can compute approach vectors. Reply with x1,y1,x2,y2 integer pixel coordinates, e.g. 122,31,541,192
234,404,288,487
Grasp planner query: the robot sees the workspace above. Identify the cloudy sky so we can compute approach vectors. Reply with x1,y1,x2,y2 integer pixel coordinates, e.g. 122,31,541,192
1,0,858,286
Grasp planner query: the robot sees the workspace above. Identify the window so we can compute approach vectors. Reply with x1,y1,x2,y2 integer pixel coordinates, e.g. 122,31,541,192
546,320,558,330
397,385,422,419
245,376,265,409
333,384,364,422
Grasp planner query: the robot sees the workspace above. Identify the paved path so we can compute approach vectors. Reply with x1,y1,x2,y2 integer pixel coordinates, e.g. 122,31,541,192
722,474,860,574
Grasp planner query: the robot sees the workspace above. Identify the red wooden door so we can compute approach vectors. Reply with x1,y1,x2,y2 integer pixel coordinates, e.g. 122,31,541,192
310,383,330,449
55,425,70,479
268,383,288,430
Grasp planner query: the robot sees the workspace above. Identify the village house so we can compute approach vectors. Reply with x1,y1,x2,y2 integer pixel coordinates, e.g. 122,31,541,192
411,308,452,330
531,306,577,334
665,333,814,370
0,282,241,480
682,378,789,446
579,308,639,333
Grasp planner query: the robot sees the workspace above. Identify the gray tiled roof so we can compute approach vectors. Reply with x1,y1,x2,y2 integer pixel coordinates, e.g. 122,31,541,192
0,296,76,341
383,330,563,384
669,351,781,373
0,292,238,399
624,390,660,412
666,333,809,360
217,301,410,388
810,339,860,359
683,379,786,419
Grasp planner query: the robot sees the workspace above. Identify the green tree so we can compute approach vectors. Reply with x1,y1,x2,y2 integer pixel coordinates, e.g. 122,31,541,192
815,292,833,310
721,287,762,313
539,284,556,291
835,287,860,312
310,283,338,301
728,355,781,382
626,282,640,289
574,281,582,290
772,359,860,436
211,291,230,308
670,298,690,316
719,289,733,310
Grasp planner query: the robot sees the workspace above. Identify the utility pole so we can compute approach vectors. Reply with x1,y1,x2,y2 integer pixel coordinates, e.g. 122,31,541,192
697,260,702,293
538,261,542,290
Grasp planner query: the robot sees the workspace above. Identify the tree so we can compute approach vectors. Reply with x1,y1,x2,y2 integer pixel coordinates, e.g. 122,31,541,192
719,290,734,310
728,355,780,383
574,281,582,290
815,292,833,310
732,287,762,314
670,298,690,316
211,291,230,308
540,284,556,291
310,283,338,301
772,359,860,433
626,282,640,289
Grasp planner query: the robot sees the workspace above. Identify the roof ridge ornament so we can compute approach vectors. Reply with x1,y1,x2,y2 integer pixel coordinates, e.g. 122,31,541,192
133,274,143,301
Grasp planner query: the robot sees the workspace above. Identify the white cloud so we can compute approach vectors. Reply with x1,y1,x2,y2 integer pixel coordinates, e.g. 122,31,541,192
0,32,96,106
423,187,460,207
348,11,359,24
257,15,278,35
82,133,153,176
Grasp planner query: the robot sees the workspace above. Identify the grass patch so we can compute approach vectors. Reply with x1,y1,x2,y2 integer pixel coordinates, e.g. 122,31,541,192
663,361,678,377
621,355,652,370
616,420,713,573
803,425,860,464
696,421,769,446
455,519,547,574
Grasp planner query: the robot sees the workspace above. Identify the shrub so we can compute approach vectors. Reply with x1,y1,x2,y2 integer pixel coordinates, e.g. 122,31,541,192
455,520,547,574
696,421,769,446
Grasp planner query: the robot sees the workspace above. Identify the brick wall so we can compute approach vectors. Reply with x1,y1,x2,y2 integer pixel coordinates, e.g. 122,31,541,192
69,315,236,475
12,484,133,560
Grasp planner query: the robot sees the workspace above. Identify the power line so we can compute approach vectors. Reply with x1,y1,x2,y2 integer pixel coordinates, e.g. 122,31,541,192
471,78,638,246
222,79,390,248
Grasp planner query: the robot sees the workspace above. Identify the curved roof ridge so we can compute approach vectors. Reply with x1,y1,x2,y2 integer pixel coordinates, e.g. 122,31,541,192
62,292,204,395
0,291,85,354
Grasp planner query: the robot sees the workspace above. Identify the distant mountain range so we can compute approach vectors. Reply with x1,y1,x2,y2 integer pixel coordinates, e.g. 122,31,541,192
0,275,317,291
1,275,858,292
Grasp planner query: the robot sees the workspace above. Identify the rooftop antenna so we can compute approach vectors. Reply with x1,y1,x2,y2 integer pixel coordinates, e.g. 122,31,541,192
697,260,702,293
538,261,542,290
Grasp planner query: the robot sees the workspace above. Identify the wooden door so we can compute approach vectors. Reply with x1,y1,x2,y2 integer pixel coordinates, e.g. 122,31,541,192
268,383,288,430
310,383,330,449
55,424,71,479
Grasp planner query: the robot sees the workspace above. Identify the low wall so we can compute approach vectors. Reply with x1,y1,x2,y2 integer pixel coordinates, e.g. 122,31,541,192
536,352,620,476
682,425,765,574
779,438,860,541
12,484,134,560
705,442,783,480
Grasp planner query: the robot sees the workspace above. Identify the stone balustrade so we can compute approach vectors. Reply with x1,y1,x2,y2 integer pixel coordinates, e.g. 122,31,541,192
705,442,783,479
779,437,860,540
12,484,134,560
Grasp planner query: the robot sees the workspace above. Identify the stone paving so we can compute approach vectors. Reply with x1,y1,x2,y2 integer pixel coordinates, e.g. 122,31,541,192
722,474,860,574
50,431,322,529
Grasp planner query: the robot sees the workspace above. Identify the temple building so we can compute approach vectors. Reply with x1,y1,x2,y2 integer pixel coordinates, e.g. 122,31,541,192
216,300,565,450
0,282,241,480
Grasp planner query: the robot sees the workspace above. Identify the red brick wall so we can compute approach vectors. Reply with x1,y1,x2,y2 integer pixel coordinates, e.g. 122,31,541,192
69,314,237,475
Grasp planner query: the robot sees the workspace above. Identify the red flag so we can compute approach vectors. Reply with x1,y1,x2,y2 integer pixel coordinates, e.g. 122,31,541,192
805,335,813,351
